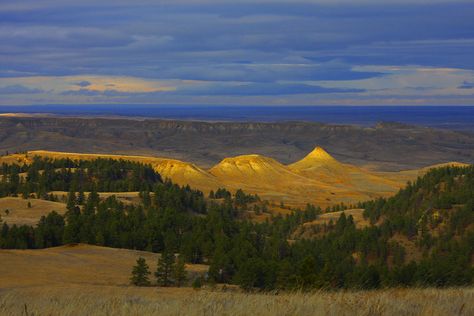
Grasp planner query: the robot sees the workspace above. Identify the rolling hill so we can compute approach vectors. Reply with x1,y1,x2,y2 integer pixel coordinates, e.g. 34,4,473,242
0,244,207,288
0,149,468,207
0,245,470,316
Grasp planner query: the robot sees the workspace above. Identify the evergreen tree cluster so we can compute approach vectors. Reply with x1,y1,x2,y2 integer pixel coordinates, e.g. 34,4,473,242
0,159,473,290
0,156,162,198
130,252,187,287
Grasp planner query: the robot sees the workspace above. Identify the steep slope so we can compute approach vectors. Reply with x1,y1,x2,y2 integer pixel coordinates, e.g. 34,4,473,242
289,147,348,180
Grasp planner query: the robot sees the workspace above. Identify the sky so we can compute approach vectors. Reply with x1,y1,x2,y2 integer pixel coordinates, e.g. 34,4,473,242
1,0,474,106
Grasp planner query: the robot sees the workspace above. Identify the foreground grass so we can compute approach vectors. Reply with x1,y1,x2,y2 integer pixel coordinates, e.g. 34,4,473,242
0,286,472,316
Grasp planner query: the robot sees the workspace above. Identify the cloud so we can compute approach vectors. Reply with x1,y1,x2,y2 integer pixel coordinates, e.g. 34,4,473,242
60,88,165,97
0,0,473,105
75,80,91,87
458,81,474,89
178,82,364,96
0,84,43,94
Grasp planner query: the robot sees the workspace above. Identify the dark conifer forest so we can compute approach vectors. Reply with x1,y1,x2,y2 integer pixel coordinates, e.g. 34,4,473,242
0,157,473,290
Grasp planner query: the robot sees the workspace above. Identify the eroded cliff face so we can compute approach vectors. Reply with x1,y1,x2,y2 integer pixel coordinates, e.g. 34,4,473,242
0,116,473,171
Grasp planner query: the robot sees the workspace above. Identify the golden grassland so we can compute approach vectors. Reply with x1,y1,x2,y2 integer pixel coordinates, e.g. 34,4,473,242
0,283,472,315
1,148,468,208
0,244,472,316
0,244,208,289
0,197,67,226
0,193,143,226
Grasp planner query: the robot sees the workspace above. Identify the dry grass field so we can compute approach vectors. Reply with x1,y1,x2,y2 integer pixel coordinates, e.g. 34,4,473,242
0,244,208,288
0,244,472,316
0,284,472,316
0,193,143,226
0,197,67,226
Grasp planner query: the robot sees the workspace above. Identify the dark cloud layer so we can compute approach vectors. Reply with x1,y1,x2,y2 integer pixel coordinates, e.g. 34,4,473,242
0,1,473,104
0,84,43,94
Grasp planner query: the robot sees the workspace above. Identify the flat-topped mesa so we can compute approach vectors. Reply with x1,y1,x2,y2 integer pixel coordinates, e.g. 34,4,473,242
210,154,287,174
217,154,278,165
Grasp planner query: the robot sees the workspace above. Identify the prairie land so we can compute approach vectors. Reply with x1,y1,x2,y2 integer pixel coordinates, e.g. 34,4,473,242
0,197,67,226
0,244,472,316
0,283,472,316
0,244,208,288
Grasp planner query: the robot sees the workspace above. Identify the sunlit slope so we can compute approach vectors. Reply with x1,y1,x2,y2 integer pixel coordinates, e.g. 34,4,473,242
208,154,346,204
289,147,404,197
21,150,220,192
0,149,468,207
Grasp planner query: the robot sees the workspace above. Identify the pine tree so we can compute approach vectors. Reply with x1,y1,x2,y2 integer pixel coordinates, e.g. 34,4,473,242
77,190,85,205
130,257,151,286
192,277,202,290
173,255,187,287
66,190,76,211
155,249,175,286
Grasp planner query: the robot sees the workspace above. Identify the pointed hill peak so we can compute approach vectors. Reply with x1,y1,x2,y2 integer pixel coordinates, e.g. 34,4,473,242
289,146,342,171
305,147,335,161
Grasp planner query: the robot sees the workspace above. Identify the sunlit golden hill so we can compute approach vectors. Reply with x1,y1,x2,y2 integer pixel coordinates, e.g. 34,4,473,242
0,149,468,207
289,147,404,194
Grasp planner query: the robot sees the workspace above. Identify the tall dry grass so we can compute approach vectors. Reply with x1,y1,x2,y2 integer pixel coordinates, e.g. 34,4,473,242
0,286,472,316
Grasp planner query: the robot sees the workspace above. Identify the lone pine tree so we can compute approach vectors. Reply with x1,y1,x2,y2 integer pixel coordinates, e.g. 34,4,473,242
130,257,151,286
173,255,187,287
155,249,175,286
